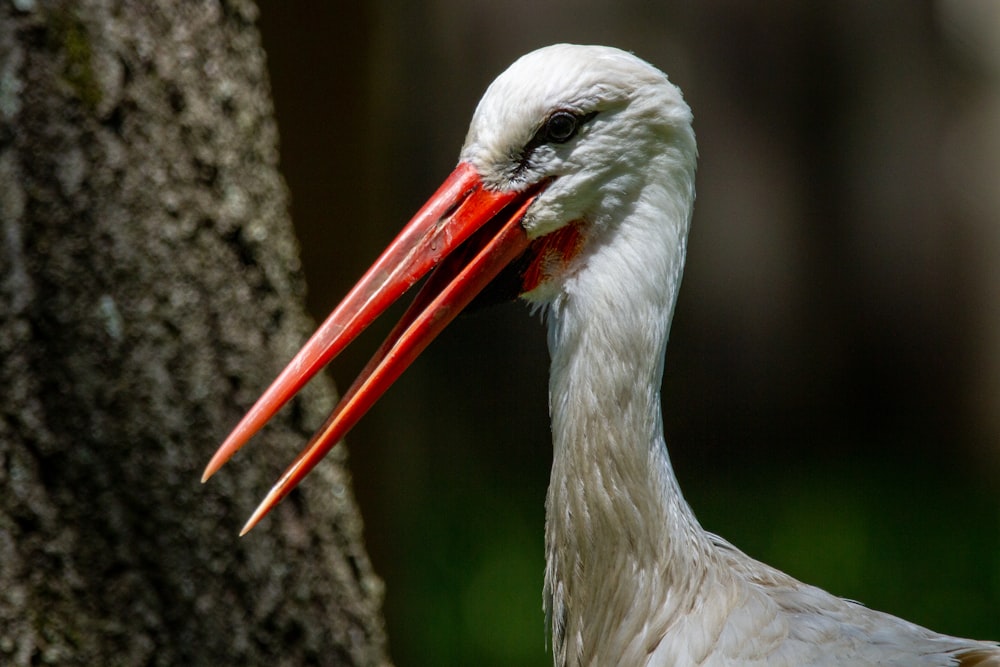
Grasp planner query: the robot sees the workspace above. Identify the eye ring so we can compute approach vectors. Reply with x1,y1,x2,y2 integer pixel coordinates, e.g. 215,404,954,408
544,111,580,143
513,109,598,179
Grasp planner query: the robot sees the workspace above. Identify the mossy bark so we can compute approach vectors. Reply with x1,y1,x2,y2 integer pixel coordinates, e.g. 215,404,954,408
0,1,390,665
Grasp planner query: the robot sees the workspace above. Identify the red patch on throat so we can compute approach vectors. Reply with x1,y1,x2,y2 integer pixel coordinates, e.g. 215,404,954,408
521,222,584,293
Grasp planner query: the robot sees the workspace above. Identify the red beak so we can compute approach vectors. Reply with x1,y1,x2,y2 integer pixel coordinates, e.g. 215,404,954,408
203,162,548,535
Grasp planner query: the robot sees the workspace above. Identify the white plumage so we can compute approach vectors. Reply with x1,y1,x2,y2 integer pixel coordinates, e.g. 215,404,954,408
208,44,999,666
465,44,999,667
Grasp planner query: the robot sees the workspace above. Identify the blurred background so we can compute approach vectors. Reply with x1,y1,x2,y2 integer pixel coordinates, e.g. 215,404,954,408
256,2,1000,665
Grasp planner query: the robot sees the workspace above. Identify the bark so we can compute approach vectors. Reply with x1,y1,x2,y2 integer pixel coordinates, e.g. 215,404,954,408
0,1,390,665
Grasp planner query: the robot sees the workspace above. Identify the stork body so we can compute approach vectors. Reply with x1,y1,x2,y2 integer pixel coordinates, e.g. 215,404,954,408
205,45,999,666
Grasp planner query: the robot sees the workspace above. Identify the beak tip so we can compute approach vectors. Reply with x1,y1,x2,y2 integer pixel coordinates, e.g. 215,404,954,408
201,460,222,484
203,437,240,483
240,486,280,536
239,511,263,537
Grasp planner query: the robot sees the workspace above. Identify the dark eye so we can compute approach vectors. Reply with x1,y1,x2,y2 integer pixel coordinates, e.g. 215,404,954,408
513,110,598,179
544,111,579,143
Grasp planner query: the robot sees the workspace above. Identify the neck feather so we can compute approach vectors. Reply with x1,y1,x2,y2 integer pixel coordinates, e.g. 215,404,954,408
542,148,711,664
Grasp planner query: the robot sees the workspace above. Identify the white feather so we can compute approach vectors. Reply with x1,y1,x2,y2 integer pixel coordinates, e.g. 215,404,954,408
459,44,998,667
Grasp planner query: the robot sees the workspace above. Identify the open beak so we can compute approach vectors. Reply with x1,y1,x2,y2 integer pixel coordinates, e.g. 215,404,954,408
203,162,549,535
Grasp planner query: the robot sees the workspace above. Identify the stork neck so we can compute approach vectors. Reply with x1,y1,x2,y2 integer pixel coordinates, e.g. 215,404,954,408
542,161,711,663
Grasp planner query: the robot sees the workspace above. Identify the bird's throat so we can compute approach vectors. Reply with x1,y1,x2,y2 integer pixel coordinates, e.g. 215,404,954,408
521,222,585,294
541,179,708,665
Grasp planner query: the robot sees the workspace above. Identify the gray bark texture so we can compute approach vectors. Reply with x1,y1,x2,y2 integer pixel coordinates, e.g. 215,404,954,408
0,1,390,665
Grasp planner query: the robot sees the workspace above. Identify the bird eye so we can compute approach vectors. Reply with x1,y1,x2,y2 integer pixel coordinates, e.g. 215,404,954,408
514,110,597,179
544,111,580,143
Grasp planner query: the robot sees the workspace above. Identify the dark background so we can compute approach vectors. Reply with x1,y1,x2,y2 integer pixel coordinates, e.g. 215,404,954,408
256,2,1000,665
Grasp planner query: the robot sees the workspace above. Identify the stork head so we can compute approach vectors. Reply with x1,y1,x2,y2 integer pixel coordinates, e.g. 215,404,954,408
203,44,696,533
463,44,695,300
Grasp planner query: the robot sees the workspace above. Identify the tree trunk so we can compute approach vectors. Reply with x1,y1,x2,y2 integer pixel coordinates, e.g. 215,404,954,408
0,1,390,665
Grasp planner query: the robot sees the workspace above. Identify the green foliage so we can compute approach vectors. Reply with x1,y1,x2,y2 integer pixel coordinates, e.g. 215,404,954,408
387,485,548,667
385,448,998,665
690,452,1000,641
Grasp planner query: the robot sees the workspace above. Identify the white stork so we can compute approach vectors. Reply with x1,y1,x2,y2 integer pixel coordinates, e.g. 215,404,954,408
204,44,999,666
